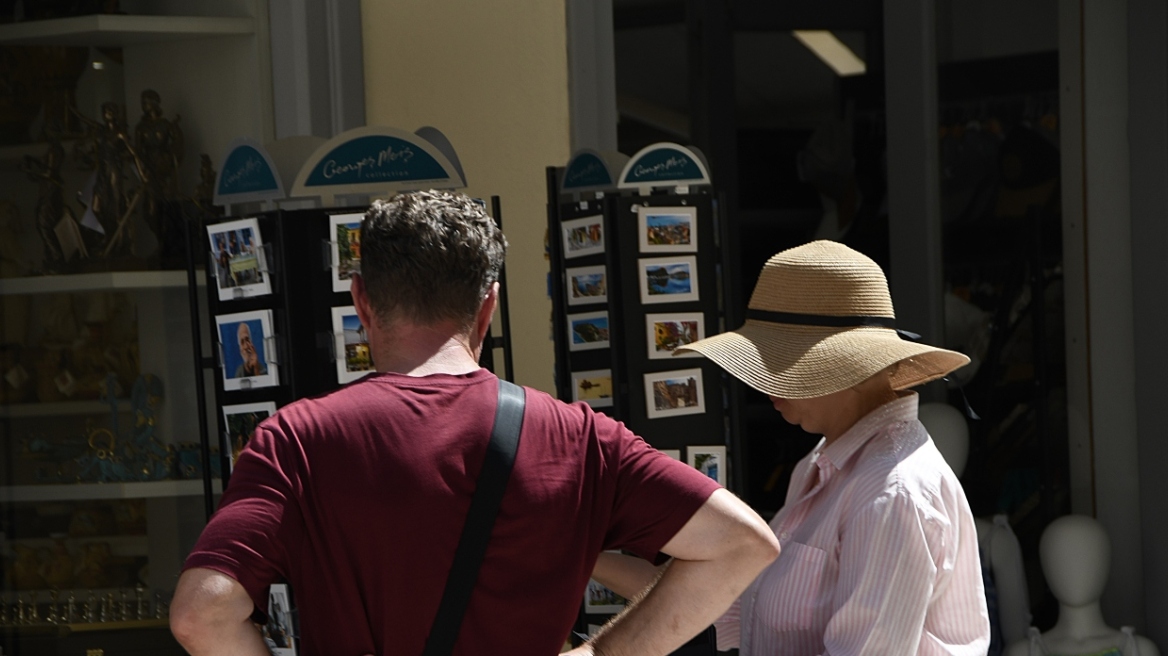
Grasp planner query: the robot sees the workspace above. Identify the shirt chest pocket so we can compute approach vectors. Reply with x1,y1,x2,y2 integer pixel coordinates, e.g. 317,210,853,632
755,541,828,631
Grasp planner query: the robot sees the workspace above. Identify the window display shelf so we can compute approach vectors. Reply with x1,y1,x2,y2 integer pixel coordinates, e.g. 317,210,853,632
0,480,220,503
7,535,148,556
0,270,204,296
0,14,255,47
0,618,169,636
0,400,131,418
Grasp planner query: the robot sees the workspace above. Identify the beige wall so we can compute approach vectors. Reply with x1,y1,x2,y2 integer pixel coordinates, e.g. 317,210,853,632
361,0,570,392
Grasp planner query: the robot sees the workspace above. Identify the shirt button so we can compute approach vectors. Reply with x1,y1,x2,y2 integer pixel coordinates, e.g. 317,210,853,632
780,531,789,541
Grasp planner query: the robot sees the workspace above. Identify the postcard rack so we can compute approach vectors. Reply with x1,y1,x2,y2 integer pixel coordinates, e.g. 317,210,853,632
198,209,345,488
545,170,733,487
193,200,514,492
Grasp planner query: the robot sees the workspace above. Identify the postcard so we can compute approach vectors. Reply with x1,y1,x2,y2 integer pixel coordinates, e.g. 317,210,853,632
638,205,697,253
660,449,681,461
643,368,705,419
584,577,626,615
639,256,699,305
561,214,605,259
645,312,705,359
566,265,608,306
223,402,277,472
216,309,279,391
572,369,614,408
264,583,297,655
568,311,610,352
207,217,271,301
329,212,364,294
688,445,727,486
332,306,375,384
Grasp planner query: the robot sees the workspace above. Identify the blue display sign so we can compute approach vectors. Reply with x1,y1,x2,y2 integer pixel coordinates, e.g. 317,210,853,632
214,139,286,206
290,126,466,204
618,143,712,190
303,135,449,187
563,152,613,190
219,145,279,195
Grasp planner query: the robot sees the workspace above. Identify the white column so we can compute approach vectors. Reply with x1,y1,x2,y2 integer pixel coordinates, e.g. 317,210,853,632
883,0,945,391
269,0,365,138
1128,0,1168,642
1060,0,1144,628
567,0,618,152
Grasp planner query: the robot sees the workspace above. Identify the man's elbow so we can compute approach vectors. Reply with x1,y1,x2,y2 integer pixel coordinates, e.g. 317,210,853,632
169,597,206,651
169,568,251,652
717,489,780,566
739,516,780,572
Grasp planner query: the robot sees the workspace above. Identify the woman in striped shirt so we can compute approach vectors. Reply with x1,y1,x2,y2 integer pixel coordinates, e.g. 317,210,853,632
593,241,990,655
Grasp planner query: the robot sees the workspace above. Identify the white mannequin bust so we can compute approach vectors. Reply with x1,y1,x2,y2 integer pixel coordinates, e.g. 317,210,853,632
920,401,1030,645
1004,515,1159,656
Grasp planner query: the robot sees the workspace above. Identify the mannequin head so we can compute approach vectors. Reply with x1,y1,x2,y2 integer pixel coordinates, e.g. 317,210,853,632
1040,515,1110,607
920,402,969,476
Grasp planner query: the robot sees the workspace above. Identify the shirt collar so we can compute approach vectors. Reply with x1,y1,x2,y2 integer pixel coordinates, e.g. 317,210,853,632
816,392,919,471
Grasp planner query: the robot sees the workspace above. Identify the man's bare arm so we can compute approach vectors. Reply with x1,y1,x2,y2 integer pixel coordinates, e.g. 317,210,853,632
170,567,270,656
563,488,779,656
591,551,664,600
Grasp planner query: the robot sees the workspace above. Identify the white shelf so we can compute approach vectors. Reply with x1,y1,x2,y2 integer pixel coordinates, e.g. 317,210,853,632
0,479,221,503
0,14,255,47
0,269,204,295
0,400,131,418
8,535,149,556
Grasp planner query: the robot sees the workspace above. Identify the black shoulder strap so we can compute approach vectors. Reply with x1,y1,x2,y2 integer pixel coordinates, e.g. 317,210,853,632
421,379,525,656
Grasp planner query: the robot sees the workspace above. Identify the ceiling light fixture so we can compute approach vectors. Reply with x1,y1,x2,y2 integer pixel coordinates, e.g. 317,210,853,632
793,30,866,77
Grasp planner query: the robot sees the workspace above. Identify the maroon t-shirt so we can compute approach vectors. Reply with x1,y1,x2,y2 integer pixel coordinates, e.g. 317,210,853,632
185,369,719,654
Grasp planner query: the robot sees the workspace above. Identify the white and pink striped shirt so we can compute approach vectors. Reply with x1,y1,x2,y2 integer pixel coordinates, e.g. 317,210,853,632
715,393,989,655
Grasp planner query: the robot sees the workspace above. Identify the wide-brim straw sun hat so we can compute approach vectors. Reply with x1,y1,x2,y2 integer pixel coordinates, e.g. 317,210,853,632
675,240,970,399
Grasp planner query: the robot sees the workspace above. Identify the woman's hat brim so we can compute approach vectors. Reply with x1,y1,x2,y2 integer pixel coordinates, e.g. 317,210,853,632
674,320,970,399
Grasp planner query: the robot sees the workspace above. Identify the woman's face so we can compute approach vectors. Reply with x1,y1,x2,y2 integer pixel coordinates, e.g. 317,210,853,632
768,393,846,438
768,370,897,443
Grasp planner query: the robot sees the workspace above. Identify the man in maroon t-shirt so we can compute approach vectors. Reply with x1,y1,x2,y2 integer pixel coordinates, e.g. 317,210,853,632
170,191,779,655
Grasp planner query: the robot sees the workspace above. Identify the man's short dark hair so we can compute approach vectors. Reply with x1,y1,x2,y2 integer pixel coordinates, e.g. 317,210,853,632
360,190,507,329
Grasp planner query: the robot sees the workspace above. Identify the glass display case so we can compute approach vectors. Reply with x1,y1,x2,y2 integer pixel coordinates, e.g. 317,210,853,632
0,1,271,652
0,272,216,654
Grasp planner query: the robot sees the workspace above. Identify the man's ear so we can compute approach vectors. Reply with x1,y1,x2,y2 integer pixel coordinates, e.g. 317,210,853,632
473,282,500,352
351,274,375,331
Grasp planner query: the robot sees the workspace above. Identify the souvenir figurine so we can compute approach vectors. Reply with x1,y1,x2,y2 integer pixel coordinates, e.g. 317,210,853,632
134,585,146,620
153,590,166,619
44,538,74,589
73,102,149,257
134,89,184,258
74,543,111,589
18,137,68,270
194,153,216,210
10,544,44,590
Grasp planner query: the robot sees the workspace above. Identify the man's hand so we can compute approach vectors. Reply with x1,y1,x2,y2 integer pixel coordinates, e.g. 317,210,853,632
582,488,779,656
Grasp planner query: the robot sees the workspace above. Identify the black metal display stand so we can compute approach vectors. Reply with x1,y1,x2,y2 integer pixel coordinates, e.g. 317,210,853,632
198,207,358,487
548,168,733,652
188,199,514,494
547,170,731,471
